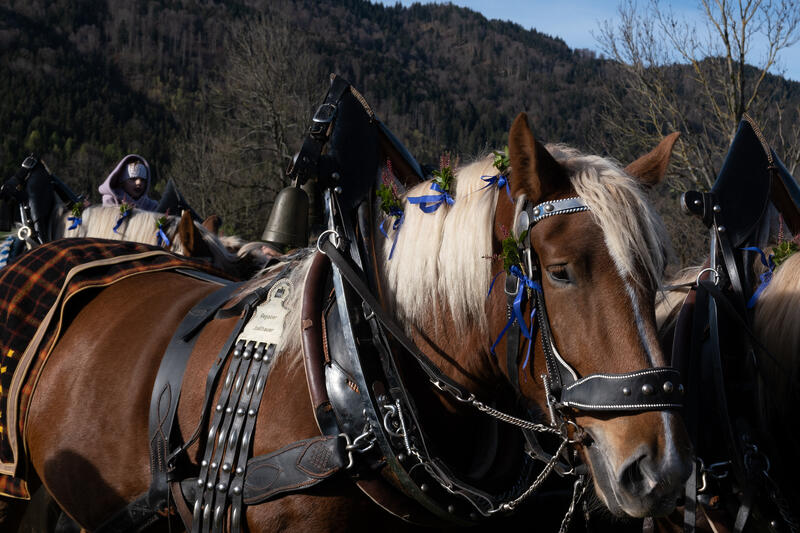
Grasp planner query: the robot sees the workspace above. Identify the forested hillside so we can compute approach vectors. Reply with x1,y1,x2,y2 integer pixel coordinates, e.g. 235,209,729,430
2,0,798,255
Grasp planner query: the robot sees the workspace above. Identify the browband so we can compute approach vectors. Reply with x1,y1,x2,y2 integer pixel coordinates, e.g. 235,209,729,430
526,197,590,224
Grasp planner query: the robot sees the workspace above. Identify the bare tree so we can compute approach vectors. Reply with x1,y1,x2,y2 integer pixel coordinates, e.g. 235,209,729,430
596,0,800,191
167,7,324,239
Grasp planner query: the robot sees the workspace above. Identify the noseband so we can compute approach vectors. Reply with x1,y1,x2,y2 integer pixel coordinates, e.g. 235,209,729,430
505,196,684,421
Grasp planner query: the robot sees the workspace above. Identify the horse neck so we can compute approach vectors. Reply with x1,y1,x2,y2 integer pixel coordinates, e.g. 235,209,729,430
752,250,800,486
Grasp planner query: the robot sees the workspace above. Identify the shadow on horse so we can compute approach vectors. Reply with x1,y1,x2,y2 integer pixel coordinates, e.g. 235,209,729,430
0,76,692,531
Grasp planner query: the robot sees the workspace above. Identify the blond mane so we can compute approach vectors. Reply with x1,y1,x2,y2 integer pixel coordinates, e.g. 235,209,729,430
753,251,800,420
377,147,669,338
50,204,269,272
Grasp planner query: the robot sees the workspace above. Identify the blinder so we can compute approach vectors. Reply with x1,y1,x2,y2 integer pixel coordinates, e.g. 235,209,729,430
508,196,684,415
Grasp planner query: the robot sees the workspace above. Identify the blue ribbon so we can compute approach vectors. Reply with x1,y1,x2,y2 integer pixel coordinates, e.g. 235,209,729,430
67,216,82,230
742,246,775,308
113,209,130,233
480,174,512,200
408,182,454,213
379,208,405,260
490,265,542,358
156,225,171,247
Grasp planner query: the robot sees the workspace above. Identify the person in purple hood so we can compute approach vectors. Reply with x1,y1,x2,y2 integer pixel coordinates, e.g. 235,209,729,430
98,154,158,211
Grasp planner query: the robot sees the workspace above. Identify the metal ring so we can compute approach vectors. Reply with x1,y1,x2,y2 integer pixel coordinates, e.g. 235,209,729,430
17,226,31,241
695,267,720,286
316,230,341,254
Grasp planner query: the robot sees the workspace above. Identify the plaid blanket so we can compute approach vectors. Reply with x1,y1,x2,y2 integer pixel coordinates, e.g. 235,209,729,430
0,238,233,498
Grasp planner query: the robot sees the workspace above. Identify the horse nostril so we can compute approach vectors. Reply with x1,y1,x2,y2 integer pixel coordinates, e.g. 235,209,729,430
619,454,647,491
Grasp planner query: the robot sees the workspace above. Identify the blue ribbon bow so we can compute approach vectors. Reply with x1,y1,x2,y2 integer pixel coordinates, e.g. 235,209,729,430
156,224,171,247
742,246,775,308
113,209,130,233
480,174,512,201
379,208,405,260
67,216,82,230
490,265,542,373
408,182,454,213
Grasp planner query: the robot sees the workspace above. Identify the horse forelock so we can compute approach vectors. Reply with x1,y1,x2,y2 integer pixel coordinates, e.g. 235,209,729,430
547,144,669,289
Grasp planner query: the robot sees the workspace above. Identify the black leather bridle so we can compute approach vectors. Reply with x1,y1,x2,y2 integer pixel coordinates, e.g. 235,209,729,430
504,196,684,427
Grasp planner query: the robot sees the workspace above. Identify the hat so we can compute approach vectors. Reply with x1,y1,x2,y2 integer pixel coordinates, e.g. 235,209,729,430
124,162,148,181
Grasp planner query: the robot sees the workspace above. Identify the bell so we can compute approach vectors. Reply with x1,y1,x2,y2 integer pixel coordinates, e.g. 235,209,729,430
261,185,309,248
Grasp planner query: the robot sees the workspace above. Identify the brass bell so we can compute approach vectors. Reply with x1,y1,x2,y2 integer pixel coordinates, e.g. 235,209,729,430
261,184,309,248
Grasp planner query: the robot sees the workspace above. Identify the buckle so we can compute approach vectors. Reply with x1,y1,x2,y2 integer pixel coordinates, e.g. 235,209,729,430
504,273,519,296
21,156,37,170
309,103,337,138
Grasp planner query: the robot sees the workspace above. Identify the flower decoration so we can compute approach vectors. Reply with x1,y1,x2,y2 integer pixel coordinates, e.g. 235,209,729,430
408,152,456,213
113,202,132,233
377,159,405,259
67,204,83,231
155,215,171,247
480,146,512,200
772,240,798,267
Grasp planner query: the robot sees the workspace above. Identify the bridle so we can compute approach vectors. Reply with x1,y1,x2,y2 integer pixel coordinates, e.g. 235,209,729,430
314,187,686,527
507,195,683,413
500,195,684,473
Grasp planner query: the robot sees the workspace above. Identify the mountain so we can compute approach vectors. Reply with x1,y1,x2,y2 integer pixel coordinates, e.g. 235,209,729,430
1,0,798,250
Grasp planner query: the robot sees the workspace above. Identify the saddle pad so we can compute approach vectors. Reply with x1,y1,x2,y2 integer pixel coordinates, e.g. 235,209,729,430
0,238,232,498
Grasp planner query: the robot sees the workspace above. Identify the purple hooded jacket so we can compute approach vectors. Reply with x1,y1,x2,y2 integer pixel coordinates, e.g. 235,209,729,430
98,154,159,211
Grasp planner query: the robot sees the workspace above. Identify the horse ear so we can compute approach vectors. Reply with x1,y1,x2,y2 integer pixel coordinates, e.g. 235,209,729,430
202,214,222,234
624,132,680,187
508,112,568,202
178,211,212,258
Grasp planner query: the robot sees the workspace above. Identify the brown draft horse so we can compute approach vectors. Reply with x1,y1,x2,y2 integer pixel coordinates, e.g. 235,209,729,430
1,115,691,531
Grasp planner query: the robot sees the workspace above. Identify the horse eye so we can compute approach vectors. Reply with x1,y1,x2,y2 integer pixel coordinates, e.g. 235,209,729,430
546,265,571,284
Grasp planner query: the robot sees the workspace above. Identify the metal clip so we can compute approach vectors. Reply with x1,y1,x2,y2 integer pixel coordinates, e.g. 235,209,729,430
316,229,341,254
310,103,337,138
341,426,376,469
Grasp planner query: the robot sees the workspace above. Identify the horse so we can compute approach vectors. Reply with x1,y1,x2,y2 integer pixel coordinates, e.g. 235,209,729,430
0,112,693,531
654,115,800,533
49,204,271,279
0,156,269,278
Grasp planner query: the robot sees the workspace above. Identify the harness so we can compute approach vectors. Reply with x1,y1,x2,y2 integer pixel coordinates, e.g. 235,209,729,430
675,115,800,533
84,75,685,531
0,154,82,247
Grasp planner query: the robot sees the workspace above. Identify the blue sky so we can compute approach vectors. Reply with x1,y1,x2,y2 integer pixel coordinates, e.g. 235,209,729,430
380,0,800,81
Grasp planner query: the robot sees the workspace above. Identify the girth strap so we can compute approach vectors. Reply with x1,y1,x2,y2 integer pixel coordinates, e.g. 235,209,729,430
147,280,245,511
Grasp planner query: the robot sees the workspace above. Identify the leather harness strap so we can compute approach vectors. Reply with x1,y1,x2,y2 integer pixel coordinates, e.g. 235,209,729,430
96,279,244,533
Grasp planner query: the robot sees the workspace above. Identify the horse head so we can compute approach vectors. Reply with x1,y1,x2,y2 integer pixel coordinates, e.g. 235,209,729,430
379,113,691,519
505,114,691,517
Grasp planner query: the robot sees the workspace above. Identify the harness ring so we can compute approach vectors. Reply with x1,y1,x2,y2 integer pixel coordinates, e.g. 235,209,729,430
696,267,720,286
317,230,342,254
